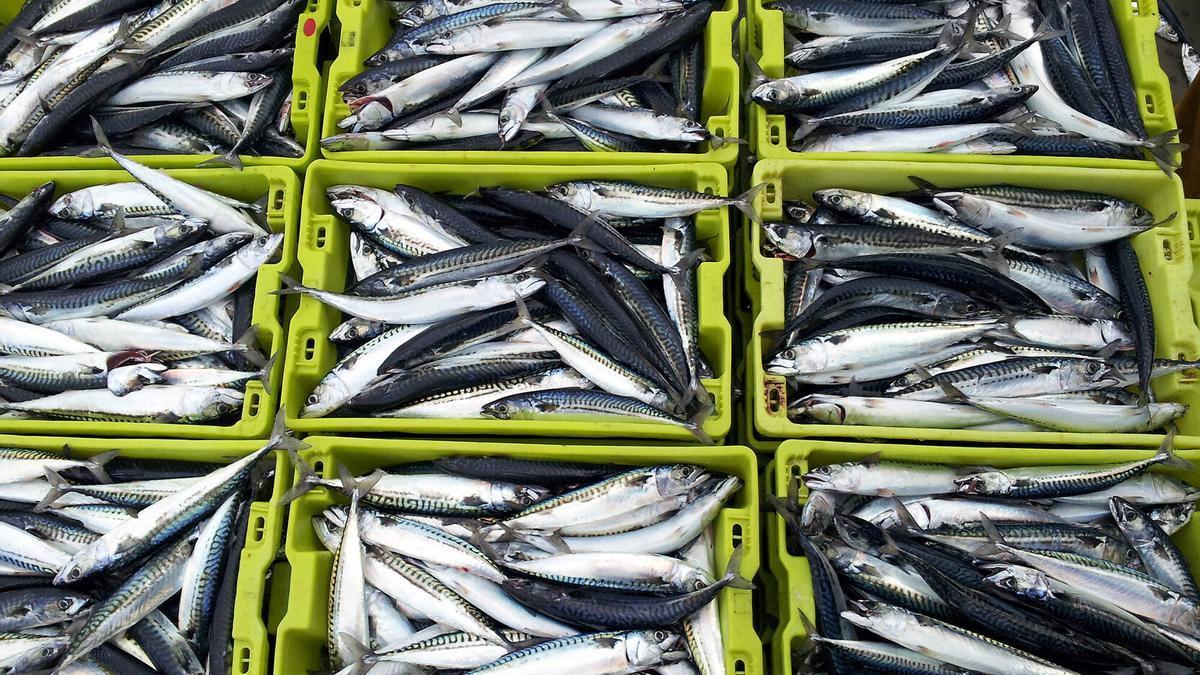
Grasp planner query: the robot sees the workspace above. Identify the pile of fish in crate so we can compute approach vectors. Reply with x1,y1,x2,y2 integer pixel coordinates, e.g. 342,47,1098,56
0,0,307,162
780,447,1200,674
750,0,1179,164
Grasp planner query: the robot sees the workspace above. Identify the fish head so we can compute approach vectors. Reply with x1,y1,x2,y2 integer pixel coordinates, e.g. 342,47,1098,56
544,182,589,211
982,565,1053,600
330,318,373,342
791,395,845,423
508,484,552,509
656,464,711,497
107,363,167,396
303,375,352,418
48,191,92,219
840,599,906,635
238,233,285,265
12,635,70,672
331,197,386,233
351,100,396,131
198,388,245,420
480,398,520,419
812,188,868,218
749,81,791,107
159,217,209,243
675,563,714,592
1150,502,1195,535
762,222,813,258
1108,496,1151,532
937,293,985,318
783,201,816,222
509,271,547,298
48,591,92,620
953,470,1011,496
1064,358,1120,390
766,344,827,376
498,109,523,142
625,629,685,667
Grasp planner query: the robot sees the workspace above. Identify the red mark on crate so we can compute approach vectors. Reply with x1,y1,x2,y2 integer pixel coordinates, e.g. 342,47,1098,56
303,18,316,36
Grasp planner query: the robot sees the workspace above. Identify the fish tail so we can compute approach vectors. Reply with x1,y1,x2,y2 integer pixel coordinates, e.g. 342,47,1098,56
271,274,309,296
336,632,375,675
35,467,71,513
234,325,267,367
733,182,766,226
720,543,755,590
685,411,714,446
708,134,746,150
84,449,118,483
257,352,278,392
88,116,116,158
1145,129,1184,173
279,448,318,506
1153,427,1194,471
789,114,820,143
197,151,244,171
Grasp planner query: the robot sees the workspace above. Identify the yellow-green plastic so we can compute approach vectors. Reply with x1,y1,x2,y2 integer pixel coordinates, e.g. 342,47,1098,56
0,434,283,675
1188,200,1200,328
232,448,293,675
283,160,733,442
745,158,1200,447
768,439,1200,675
746,0,1179,168
273,436,762,675
319,0,740,167
0,0,332,172
0,168,300,439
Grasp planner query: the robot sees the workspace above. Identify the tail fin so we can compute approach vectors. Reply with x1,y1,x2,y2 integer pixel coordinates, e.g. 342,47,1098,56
1144,129,1183,173
708,134,746,149
790,114,822,142
334,633,374,675
743,47,770,100
83,450,117,483
733,183,766,226
1152,428,1193,471
89,117,116,158
279,447,320,506
264,407,304,453
685,401,715,445
271,274,310,297
986,14,1024,42
234,325,266,367
718,543,755,590
197,151,244,171
34,467,71,513
257,353,277,392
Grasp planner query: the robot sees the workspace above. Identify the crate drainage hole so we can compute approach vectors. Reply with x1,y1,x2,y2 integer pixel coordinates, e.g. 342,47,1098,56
1145,93,1155,114
731,523,743,547
735,660,746,675
767,387,783,413
304,337,317,360
345,31,357,47
791,464,801,478
272,190,284,211
247,393,261,416
238,647,251,673
313,461,325,474
252,516,266,542
315,226,328,248
770,125,782,145
297,90,309,110
765,183,778,204
1162,238,1173,262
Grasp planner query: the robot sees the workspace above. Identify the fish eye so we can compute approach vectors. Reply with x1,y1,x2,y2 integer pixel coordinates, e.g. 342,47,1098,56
654,630,670,641
41,647,55,657
1086,361,1103,374
827,194,843,205
57,598,72,610
68,569,80,580
492,403,508,413
306,394,320,405
781,349,796,360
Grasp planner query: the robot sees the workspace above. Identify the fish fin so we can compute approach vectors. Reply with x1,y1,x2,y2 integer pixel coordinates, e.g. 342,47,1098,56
442,108,463,127
907,175,939,194
34,467,70,513
566,212,605,252
1153,428,1193,471
265,407,304,453
742,46,770,100
84,450,117,483
511,292,534,327
889,497,922,531
790,114,821,142
720,543,755,590
335,633,374,675
642,53,672,85
279,447,319,506
734,182,766,226
979,513,1007,544
1031,14,1065,43
88,116,116,158
202,150,245,171
1150,210,1178,228
257,352,277,392
271,273,309,296
708,134,746,149
1145,129,1184,173
550,0,584,21
235,325,267,367
987,14,1023,42
860,452,882,466
1093,339,1124,360
684,403,715,445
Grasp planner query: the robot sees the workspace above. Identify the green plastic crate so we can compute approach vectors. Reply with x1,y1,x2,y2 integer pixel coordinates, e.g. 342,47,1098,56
1188,200,1200,326
0,434,284,675
318,0,740,168
768,439,1200,675
273,435,762,675
0,168,300,439
745,158,1200,447
0,0,332,172
745,0,1178,168
231,447,293,675
283,160,733,442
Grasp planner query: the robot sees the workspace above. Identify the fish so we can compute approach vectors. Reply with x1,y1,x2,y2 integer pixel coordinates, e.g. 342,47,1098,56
752,0,1177,164
0,0,306,162
321,455,739,674
765,181,1177,434
297,179,723,437
784,452,1200,672
327,0,717,153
